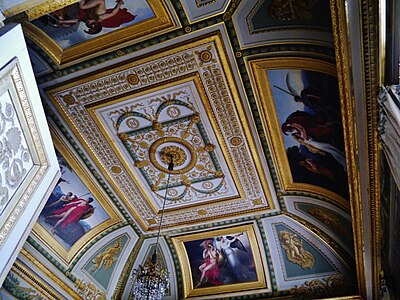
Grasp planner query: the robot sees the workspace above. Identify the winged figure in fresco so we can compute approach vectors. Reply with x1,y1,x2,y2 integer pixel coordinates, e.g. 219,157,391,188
213,233,255,283
274,71,339,116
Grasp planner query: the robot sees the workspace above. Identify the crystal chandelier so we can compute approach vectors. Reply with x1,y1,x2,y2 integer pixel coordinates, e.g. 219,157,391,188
130,156,173,300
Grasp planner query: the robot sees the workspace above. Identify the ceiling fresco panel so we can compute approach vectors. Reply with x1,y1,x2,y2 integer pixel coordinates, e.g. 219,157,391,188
247,57,350,209
22,0,180,66
233,0,333,49
171,223,270,298
45,29,276,231
31,128,123,264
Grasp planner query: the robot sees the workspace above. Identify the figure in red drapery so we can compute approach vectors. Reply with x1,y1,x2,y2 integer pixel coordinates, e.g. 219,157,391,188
196,240,221,288
78,0,136,34
46,197,95,234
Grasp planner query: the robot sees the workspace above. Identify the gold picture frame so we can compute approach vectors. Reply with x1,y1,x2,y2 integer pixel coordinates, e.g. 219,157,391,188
172,224,266,298
22,0,178,66
32,126,122,264
248,58,349,210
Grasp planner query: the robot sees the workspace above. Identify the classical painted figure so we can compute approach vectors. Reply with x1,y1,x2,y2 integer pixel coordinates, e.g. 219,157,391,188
279,230,314,269
196,240,221,287
45,197,95,234
91,238,122,271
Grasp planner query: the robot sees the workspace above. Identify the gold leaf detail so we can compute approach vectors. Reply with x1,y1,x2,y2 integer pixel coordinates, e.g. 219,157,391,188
127,74,139,85
279,230,314,269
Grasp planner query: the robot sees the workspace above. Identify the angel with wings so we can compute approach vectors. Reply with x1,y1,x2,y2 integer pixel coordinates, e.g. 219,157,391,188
214,233,255,283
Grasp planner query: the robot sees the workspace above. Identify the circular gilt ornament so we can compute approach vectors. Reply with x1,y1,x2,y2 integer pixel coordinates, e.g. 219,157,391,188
149,137,197,174
127,74,139,85
127,118,139,129
230,136,243,146
62,94,75,105
202,181,214,189
199,50,212,63
168,189,178,197
198,209,207,215
167,106,181,118
111,166,122,173
160,145,187,166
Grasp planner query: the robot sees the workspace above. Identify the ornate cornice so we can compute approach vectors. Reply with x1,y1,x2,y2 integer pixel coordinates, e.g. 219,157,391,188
331,0,381,298
20,248,81,299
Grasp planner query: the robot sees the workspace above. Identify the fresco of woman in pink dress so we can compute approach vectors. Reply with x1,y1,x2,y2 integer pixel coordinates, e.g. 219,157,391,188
196,240,221,288
38,151,109,250
46,197,95,234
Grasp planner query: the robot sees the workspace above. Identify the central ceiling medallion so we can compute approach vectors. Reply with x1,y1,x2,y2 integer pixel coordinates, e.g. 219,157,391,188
149,137,197,175
160,146,186,166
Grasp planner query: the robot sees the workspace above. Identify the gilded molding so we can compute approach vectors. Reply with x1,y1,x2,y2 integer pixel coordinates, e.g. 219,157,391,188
22,0,178,66
0,60,49,247
46,32,274,230
12,261,60,299
25,0,78,20
330,0,381,298
20,248,81,299
291,274,352,299
358,1,381,299
112,236,145,299
75,278,106,300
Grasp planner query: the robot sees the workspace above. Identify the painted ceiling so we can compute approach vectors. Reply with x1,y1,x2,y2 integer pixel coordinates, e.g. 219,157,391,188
0,0,367,299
